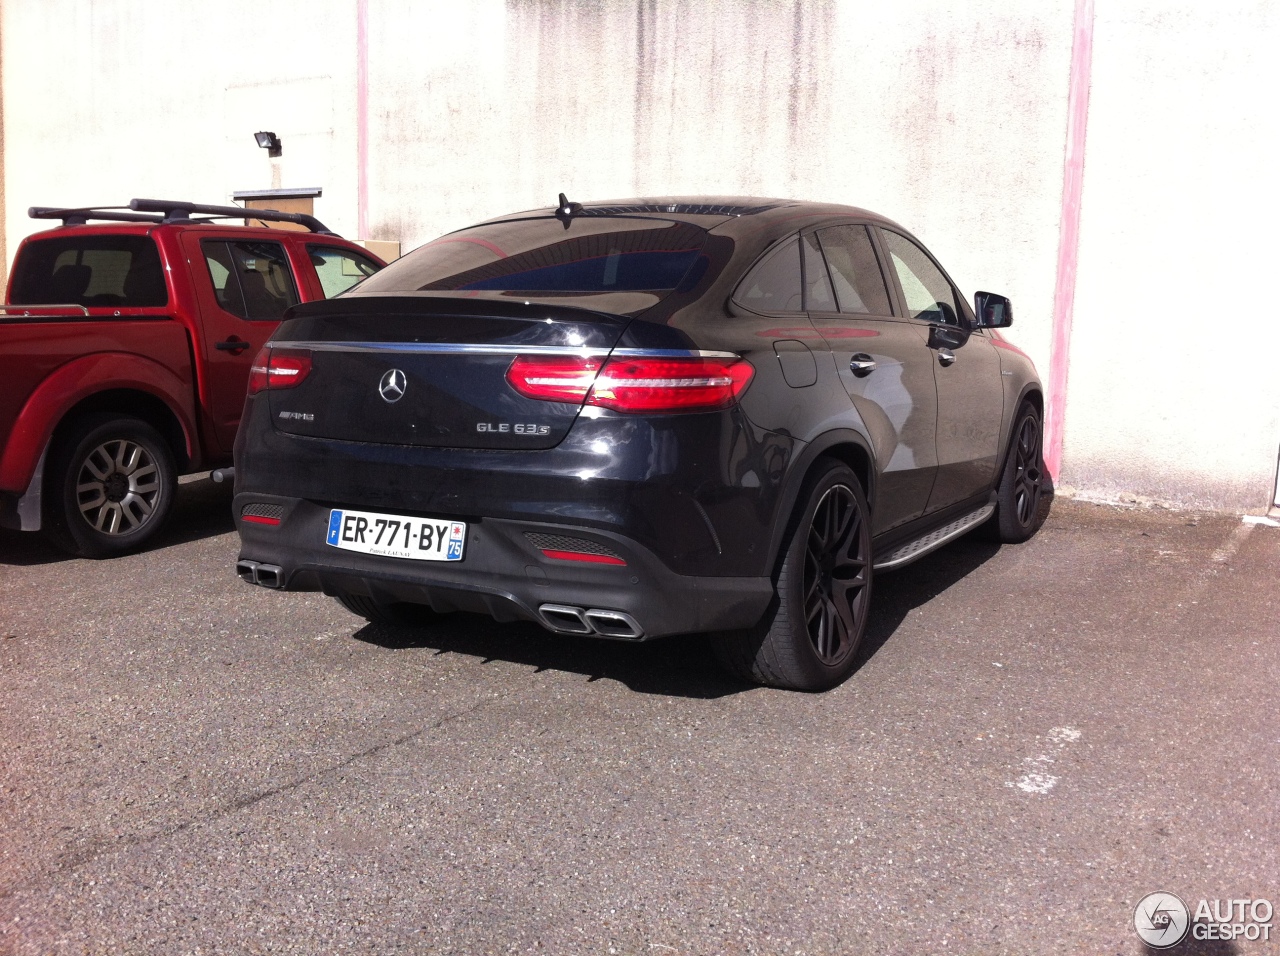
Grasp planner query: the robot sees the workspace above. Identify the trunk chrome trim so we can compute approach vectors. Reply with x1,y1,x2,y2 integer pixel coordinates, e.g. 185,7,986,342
268,341,739,360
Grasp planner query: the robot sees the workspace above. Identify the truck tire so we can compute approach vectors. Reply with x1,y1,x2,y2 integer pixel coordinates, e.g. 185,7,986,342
46,414,178,558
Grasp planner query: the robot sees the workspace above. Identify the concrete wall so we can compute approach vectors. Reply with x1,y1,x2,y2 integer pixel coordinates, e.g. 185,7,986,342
1064,1,1280,509
2,0,1277,510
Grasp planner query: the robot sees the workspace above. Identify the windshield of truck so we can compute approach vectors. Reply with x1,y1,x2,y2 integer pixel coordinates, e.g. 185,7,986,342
10,235,167,307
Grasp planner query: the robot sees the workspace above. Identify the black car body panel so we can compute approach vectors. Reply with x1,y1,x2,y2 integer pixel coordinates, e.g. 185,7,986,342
233,196,1042,643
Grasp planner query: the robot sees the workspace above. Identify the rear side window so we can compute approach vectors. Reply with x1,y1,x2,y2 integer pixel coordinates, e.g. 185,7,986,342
10,235,167,307
202,240,299,321
308,245,382,297
357,218,708,295
815,226,892,315
735,237,803,313
801,234,836,311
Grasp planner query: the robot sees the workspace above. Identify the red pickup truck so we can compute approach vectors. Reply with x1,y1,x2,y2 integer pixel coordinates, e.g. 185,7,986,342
0,199,385,556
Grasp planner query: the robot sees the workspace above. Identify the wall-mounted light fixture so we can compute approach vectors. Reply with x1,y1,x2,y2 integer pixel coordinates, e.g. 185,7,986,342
254,131,282,158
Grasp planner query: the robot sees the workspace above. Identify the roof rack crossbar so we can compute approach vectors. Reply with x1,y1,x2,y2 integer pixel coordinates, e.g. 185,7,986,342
129,198,335,235
29,206,166,226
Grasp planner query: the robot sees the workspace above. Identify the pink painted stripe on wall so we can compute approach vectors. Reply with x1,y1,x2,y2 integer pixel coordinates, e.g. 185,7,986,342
356,0,370,240
1044,0,1095,481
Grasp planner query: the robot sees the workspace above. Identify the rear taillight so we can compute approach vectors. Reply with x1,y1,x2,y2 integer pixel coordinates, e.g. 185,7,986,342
506,354,753,413
247,347,312,394
589,356,754,412
506,355,603,404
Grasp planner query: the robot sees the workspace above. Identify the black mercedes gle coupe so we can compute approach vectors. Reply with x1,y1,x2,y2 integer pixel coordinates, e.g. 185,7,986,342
233,196,1044,691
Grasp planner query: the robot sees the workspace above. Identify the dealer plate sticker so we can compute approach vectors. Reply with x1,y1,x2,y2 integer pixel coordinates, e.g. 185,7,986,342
326,509,465,561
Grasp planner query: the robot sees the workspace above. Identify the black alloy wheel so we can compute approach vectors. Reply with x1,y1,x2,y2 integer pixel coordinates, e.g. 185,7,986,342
712,460,872,691
803,482,870,666
988,401,1046,543
47,413,177,558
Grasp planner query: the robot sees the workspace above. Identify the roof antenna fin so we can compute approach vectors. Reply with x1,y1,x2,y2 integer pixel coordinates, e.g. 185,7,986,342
554,192,583,228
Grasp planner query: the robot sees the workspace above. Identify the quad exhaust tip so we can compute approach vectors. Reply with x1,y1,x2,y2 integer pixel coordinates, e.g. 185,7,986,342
538,604,644,640
236,560,284,589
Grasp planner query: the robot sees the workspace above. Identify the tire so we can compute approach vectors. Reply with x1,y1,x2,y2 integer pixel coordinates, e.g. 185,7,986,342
46,414,177,558
712,460,873,692
334,592,445,627
987,401,1046,543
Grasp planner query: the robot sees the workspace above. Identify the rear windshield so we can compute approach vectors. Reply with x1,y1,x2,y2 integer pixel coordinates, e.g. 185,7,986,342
354,218,709,296
10,234,167,307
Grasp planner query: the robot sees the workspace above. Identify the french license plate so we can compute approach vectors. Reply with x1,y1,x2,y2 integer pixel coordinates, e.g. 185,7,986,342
326,508,466,561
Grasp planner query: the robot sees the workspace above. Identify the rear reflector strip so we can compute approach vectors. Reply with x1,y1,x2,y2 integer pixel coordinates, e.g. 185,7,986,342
241,514,282,527
540,549,627,566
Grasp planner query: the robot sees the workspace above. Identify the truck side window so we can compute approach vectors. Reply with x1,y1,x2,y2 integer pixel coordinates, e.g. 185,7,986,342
203,241,247,318
307,245,382,297
202,240,300,321
10,235,167,307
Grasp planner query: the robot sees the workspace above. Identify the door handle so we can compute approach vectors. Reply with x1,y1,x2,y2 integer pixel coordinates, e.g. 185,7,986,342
216,337,250,353
936,348,956,367
849,353,877,377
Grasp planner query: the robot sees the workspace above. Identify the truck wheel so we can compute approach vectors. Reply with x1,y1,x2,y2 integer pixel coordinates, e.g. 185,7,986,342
47,414,177,558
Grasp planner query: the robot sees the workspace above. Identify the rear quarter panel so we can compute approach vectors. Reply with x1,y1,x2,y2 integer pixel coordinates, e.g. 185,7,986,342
0,317,198,491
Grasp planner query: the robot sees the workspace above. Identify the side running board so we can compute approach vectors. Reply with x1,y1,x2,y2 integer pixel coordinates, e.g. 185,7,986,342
873,505,995,571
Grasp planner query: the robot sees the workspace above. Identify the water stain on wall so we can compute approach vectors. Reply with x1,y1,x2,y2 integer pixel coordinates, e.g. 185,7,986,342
508,0,835,199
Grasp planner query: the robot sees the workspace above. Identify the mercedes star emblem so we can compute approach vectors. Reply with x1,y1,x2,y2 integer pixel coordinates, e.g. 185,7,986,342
378,368,407,404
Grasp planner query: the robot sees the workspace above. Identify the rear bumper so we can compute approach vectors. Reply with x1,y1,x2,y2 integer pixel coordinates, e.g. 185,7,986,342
234,494,773,639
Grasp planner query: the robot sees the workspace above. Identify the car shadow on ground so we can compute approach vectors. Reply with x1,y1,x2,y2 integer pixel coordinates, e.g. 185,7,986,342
353,613,744,699
853,533,1003,669
153,475,236,547
0,474,235,567
852,473,1060,670
350,503,1042,699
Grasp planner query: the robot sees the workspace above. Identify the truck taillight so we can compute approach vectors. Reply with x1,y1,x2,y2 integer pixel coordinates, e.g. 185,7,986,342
506,354,754,413
248,347,312,394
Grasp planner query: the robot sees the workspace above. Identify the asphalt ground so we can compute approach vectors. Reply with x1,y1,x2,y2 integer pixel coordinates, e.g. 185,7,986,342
0,479,1277,955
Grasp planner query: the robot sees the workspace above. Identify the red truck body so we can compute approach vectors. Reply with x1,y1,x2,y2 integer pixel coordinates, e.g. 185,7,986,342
1,204,384,554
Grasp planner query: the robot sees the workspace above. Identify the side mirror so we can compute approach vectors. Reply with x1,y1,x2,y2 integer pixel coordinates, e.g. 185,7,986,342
975,291,1012,328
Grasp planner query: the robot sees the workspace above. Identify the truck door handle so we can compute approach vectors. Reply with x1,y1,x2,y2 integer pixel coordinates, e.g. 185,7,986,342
849,354,877,377
216,337,250,353
936,349,956,367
